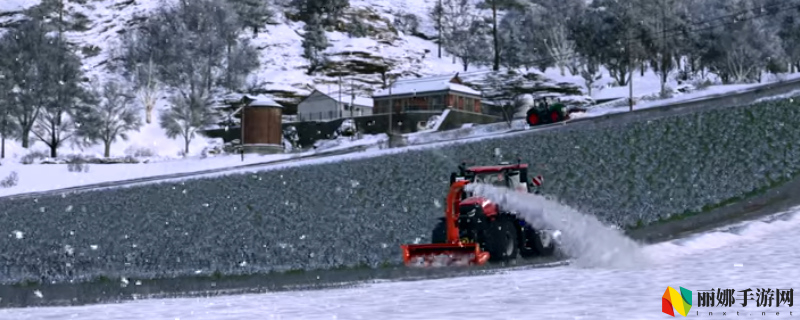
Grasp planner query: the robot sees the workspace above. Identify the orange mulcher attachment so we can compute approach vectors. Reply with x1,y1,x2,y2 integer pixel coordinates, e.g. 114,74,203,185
400,180,491,267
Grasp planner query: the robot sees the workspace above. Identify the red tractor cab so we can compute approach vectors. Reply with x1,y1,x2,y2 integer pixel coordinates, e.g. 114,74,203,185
451,161,542,196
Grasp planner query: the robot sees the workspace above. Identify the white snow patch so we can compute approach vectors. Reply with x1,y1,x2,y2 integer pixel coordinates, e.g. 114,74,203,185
0,152,295,197
0,0,36,12
645,207,800,263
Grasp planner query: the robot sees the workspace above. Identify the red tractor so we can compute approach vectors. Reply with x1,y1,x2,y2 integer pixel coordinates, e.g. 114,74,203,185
401,155,560,267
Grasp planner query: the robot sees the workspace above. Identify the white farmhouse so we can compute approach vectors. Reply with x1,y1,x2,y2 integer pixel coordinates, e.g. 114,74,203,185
296,90,373,122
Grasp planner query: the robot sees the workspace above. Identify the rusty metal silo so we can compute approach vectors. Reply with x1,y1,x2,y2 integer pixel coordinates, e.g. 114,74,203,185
241,95,284,154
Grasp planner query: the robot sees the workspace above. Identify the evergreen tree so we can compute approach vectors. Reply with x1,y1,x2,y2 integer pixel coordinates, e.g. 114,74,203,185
227,0,275,35
301,13,330,74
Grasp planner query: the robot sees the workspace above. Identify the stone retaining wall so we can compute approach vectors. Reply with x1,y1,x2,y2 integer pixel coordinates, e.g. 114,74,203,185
2,98,800,285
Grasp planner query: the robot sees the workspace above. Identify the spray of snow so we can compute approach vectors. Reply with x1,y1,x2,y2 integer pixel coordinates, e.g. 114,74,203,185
464,183,647,269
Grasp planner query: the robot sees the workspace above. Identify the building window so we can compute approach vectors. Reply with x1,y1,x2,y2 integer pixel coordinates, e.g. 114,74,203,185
435,95,446,109
473,99,480,113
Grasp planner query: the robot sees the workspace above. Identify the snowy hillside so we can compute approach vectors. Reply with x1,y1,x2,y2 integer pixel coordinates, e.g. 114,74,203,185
1,0,492,101
0,0,540,158
1,0,797,170
0,0,496,157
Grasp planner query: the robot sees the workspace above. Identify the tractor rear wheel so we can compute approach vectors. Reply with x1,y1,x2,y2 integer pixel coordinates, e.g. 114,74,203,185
486,217,519,262
431,220,447,243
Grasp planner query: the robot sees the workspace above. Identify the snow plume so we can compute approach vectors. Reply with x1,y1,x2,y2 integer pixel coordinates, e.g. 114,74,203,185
464,183,648,269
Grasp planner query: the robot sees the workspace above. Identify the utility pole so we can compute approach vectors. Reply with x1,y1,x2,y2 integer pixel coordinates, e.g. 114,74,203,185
388,82,393,135
350,73,355,141
629,60,633,111
338,74,343,119
240,100,245,162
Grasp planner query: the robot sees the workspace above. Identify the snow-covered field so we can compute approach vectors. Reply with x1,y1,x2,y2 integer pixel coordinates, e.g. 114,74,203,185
0,0,31,11
4,187,799,319
581,73,800,117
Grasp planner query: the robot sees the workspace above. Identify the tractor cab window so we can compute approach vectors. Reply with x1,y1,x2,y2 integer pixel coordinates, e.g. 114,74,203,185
474,172,507,187
507,172,523,190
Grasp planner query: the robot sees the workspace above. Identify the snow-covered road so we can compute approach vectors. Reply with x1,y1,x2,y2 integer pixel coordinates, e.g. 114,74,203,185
3,189,799,319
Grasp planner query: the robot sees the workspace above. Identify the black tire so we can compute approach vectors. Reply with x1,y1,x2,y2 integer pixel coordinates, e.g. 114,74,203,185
520,227,557,257
431,220,447,243
532,229,556,256
526,108,540,126
519,227,539,258
485,217,519,262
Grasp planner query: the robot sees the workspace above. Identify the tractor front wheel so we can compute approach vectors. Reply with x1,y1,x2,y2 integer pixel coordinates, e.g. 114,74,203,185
533,229,556,256
486,217,519,262
520,227,556,257
520,227,539,258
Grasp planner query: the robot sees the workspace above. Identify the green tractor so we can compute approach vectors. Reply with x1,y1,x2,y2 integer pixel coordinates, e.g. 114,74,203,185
525,95,569,126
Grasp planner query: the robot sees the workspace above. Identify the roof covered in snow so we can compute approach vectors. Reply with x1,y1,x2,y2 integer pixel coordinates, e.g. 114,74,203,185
372,73,482,98
298,90,373,108
319,90,373,108
218,93,282,108
247,98,282,108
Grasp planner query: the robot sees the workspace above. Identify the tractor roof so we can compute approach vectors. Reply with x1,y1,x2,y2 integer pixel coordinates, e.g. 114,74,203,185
466,163,528,173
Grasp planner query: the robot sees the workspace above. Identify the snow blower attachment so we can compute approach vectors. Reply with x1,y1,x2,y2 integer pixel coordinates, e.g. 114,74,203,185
401,180,491,267
400,152,559,268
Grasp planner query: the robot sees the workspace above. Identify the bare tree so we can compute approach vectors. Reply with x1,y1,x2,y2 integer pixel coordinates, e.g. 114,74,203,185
477,0,525,71
527,0,584,76
579,57,602,96
571,6,604,96
76,79,143,158
0,19,50,149
640,0,689,95
429,0,444,58
115,0,259,155
160,93,217,155
0,57,20,159
137,57,160,124
481,72,521,127
227,0,275,36
26,11,91,158
541,23,576,76
448,20,492,71
439,0,478,64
